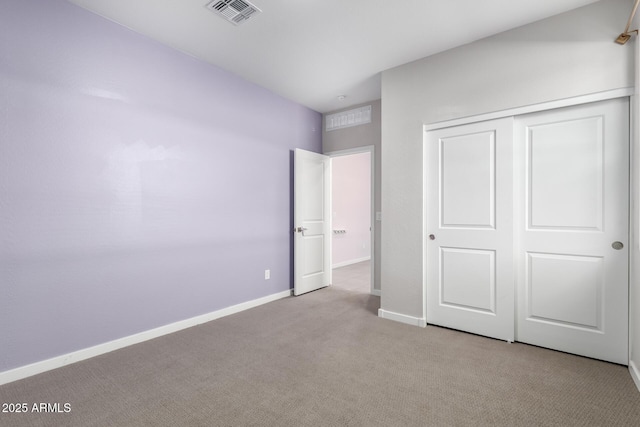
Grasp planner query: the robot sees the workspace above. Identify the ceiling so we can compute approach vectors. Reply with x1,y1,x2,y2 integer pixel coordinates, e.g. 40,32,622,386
66,0,601,113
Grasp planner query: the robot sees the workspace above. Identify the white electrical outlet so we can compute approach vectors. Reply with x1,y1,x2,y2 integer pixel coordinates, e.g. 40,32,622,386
264,269,270,280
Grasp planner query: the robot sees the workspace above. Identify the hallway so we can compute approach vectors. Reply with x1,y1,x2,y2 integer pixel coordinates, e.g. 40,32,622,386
331,260,371,294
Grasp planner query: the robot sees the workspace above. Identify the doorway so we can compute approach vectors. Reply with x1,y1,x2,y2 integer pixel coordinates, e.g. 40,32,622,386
328,147,374,294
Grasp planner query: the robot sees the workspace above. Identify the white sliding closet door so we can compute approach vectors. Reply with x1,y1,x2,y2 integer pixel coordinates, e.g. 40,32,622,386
426,118,514,342
515,98,629,364
425,98,629,364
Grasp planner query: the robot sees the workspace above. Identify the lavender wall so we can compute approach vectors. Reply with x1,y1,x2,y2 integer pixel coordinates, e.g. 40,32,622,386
331,153,371,267
0,0,321,372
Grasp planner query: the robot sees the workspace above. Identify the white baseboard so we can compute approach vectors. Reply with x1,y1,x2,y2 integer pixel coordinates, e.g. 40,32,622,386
371,289,381,297
630,360,640,393
378,308,426,328
0,289,293,386
332,256,371,269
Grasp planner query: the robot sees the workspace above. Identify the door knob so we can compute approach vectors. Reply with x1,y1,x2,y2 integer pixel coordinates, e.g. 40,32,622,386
429,234,436,241
612,241,624,250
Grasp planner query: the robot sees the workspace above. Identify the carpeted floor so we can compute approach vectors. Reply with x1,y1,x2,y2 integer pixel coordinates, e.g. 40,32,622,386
332,260,371,294
1,287,639,426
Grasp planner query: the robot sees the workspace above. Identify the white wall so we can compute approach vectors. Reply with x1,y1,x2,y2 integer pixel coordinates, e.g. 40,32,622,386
380,0,634,330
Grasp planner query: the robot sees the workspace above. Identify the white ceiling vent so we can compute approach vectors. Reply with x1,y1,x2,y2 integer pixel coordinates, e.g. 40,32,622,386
206,0,261,26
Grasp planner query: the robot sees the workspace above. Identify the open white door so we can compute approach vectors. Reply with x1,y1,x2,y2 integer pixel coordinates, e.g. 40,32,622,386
294,148,331,296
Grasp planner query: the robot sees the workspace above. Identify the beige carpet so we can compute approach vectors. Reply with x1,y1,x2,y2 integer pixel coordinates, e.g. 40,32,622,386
1,287,639,426
332,260,371,294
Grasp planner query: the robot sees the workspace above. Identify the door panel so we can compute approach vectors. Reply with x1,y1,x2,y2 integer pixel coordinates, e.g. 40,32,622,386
528,116,603,230
294,149,331,296
515,98,628,364
426,118,514,341
526,253,603,330
441,132,496,228
441,248,496,313
304,235,325,275
301,158,326,221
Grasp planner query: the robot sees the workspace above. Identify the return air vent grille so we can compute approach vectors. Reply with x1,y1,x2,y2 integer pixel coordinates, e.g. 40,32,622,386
206,0,261,26
326,105,372,131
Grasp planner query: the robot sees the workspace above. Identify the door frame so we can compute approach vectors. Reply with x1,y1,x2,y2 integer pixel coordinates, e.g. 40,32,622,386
423,87,635,356
324,146,377,295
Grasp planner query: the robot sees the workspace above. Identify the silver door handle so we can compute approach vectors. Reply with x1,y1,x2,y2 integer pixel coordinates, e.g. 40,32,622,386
612,241,624,250
429,234,436,241
294,227,308,234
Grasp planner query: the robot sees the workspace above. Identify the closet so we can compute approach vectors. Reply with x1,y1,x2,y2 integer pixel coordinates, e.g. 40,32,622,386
425,98,629,364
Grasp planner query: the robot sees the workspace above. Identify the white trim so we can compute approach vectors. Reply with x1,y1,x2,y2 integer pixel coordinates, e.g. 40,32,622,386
0,289,292,386
424,88,634,131
422,121,429,324
378,308,427,327
371,289,381,297
332,256,371,269
631,36,640,396
630,360,640,393
324,146,374,158
369,146,377,296
632,89,638,393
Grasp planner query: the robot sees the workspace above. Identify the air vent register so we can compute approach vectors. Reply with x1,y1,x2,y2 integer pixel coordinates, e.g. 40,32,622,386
206,0,261,26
